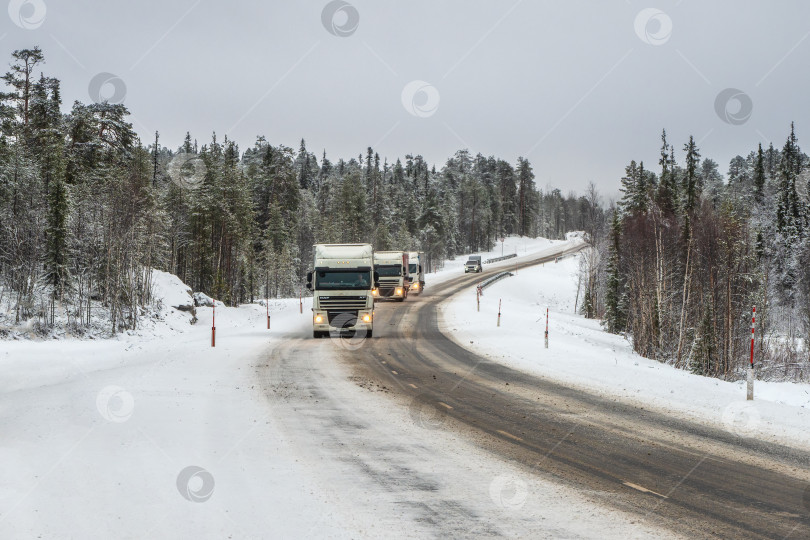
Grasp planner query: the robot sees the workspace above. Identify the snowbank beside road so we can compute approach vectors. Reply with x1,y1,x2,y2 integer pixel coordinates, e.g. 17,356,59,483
440,252,810,448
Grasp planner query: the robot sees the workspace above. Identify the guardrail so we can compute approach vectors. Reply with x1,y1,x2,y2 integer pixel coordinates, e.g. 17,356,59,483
484,253,517,264
477,271,514,295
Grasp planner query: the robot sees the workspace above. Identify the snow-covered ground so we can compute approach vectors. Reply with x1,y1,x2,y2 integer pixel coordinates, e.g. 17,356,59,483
0,241,676,539
0,288,360,538
440,251,810,449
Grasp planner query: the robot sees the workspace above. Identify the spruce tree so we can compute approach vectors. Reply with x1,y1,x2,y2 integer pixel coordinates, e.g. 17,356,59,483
776,123,804,238
604,211,626,333
681,136,701,216
656,129,677,215
753,143,765,204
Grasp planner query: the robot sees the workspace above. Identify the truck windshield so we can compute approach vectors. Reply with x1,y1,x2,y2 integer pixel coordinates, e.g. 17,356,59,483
315,270,371,290
465,260,477,265
375,265,402,277
408,263,417,274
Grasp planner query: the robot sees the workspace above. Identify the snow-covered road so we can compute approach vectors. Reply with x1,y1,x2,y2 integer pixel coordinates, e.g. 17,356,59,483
1,239,673,539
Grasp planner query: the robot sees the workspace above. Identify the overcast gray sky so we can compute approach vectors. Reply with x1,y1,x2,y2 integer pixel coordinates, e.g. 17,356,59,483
3,0,810,195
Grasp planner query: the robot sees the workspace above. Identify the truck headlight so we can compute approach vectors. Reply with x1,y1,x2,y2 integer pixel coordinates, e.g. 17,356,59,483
362,314,372,323
372,289,378,296
396,288,403,295
413,283,419,289
314,314,323,323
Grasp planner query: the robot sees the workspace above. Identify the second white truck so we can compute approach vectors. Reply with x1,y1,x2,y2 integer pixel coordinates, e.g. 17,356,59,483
373,251,410,302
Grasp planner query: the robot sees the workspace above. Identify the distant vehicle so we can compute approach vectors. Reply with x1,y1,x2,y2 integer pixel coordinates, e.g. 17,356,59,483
464,255,482,273
306,244,378,338
374,251,410,301
407,251,426,295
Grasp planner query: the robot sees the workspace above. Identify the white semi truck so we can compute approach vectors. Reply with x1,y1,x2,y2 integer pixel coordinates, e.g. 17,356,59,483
373,251,410,302
407,251,426,295
306,244,378,338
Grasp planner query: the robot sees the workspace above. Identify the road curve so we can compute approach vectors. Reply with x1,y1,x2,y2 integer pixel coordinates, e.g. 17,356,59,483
338,244,810,539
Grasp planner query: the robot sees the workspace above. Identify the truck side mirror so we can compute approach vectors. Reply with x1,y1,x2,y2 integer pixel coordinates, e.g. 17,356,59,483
418,265,422,273
306,282,312,290
374,271,379,282
306,271,312,283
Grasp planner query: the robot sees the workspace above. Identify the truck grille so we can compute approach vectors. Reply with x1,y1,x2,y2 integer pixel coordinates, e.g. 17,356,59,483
378,278,400,297
318,296,368,310
327,311,358,327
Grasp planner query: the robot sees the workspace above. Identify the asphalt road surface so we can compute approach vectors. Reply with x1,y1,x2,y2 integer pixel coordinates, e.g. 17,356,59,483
269,246,810,539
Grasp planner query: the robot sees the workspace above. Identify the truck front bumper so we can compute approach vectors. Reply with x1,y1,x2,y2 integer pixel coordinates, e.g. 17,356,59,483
313,310,373,333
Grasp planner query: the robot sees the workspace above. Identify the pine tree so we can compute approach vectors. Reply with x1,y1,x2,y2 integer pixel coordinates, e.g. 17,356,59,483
1,47,44,130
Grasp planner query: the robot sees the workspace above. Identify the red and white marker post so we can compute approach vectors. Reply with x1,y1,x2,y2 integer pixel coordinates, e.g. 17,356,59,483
266,299,270,330
299,289,303,314
476,285,480,312
497,299,502,327
544,308,549,349
212,300,216,347
747,306,755,400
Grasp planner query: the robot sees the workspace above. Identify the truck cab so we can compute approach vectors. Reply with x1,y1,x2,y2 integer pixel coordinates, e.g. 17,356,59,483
407,251,426,295
373,251,410,302
307,244,377,338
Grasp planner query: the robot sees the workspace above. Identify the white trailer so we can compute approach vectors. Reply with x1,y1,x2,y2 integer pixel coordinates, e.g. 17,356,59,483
306,244,377,338
407,251,426,295
373,251,410,302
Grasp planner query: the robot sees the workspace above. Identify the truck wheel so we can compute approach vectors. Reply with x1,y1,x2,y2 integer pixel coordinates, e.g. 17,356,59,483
367,330,373,338
313,330,322,338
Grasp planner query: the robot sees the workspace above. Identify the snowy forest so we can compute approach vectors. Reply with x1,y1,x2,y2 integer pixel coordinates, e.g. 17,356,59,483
3,47,808,383
581,127,810,381
0,48,591,335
